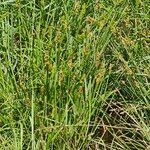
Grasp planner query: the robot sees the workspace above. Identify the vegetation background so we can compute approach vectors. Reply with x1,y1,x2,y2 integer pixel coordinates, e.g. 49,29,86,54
0,0,150,149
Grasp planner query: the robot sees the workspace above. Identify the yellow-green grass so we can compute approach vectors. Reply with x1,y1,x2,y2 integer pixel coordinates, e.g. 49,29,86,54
0,0,150,149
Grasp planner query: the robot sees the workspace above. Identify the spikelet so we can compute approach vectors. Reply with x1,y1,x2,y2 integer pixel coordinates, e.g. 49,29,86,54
86,16,96,25
54,30,62,43
74,1,81,13
43,51,53,71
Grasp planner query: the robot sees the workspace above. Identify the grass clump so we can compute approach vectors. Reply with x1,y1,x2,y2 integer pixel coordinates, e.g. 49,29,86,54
0,0,150,149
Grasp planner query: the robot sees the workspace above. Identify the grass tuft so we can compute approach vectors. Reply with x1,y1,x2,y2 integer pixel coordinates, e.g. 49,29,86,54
0,0,150,149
